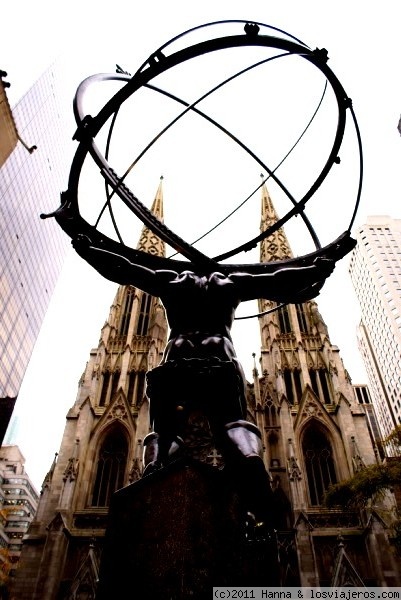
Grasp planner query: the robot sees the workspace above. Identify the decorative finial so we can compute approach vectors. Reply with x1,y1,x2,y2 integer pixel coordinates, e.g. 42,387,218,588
244,23,260,37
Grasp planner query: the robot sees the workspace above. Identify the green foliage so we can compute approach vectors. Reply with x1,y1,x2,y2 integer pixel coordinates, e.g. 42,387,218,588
324,461,401,509
384,425,401,450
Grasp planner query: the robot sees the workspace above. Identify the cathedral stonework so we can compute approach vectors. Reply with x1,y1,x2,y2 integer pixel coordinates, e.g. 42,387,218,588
11,182,401,598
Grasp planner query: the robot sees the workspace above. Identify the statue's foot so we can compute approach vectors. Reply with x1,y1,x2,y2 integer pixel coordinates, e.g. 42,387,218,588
142,460,163,477
244,512,276,544
142,434,185,477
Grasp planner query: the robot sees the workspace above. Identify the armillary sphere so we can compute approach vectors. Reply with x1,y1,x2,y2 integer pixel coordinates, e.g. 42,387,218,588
42,20,362,282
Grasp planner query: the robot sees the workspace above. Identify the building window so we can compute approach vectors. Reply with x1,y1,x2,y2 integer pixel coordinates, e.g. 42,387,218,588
127,370,137,405
302,426,337,505
296,304,309,333
98,370,120,406
284,369,302,404
278,305,292,334
127,370,146,406
136,293,152,336
264,399,278,427
91,428,128,507
309,369,332,404
119,287,135,336
99,371,111,407
110,370,120,402
135,371,146,407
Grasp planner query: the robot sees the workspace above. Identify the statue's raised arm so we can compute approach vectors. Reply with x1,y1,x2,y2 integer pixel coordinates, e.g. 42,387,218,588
72,234,177,296
230,256,335,304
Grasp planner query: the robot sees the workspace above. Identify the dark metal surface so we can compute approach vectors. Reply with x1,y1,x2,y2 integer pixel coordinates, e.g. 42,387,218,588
45,21,363,538
43,20,362,275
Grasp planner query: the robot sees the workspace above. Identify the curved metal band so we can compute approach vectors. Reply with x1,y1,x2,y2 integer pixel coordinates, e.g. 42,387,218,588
46,21,360,276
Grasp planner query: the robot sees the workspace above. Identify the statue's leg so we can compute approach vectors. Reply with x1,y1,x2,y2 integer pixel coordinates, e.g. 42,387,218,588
143,364,187,475
222,420,275,535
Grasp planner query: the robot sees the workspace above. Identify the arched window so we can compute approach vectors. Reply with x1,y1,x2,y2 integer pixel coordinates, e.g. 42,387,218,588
264,399,277,427
318,369,332,404
267,430,280,468
91,429,128,507
302,425,337,506
284,369,302,404
309,368,333,404
135,371,146,407
296,303,310,333
136,293,152,335
99,371,110,407
110,370,120,402
119,287,135,336
98,370,120,407
278,305,292,334
127,370,136,405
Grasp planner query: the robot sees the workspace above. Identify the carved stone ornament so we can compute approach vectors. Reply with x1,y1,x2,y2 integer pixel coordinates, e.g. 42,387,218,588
108,402,127,421
287,456,302,482
301,399,323,422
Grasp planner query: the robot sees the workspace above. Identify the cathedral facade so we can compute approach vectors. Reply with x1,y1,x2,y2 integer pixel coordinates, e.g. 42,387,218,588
11,182,401,598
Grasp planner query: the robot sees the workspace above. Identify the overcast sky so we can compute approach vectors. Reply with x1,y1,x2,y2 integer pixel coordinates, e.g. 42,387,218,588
2,0,401,490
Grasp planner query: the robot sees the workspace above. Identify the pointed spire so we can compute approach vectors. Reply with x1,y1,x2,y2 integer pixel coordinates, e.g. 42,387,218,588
351,435,366,473
252,352,262,406
331,535,367,587
259,175,293,263
252,352,259,380
287,438,302,481
137,176,166,257
63,438,80,482
40,452,58,493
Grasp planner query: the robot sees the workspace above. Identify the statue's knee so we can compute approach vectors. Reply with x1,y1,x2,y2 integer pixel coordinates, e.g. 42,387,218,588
224,420,264,460
143,432,159,467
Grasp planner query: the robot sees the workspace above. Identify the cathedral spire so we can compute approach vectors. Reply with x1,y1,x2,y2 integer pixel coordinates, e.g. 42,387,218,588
136,176,165,257
98,178,168,368
259,177,293,263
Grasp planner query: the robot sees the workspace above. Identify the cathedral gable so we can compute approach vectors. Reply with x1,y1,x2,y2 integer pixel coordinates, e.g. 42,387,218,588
260,378,279,408
336,391,352,408
293,511,314,531
65,543,100,600
138,353,149,371
112,353,123,372
91,388,136,438
280,351,291,369
330,537,367,587
47,511,68,533
293,386,341,438
103,354,112,371
79,395,96,413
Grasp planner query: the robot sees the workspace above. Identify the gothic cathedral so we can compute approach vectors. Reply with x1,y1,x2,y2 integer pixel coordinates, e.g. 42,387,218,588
12,181,400,598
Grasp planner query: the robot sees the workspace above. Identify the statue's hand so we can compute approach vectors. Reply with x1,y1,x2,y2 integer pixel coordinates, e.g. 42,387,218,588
313,257,335,278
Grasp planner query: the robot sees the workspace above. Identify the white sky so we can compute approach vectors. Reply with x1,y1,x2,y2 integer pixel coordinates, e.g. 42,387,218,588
2,0,401,490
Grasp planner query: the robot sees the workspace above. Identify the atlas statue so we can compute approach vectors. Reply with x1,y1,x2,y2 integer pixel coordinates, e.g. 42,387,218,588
72,233,351,531
43,20,362,534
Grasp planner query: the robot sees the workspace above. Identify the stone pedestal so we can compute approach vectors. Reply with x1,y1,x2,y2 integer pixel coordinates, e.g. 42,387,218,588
96,460,280,600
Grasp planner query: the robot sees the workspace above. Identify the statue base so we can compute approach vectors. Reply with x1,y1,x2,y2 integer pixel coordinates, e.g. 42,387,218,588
96,459,280,599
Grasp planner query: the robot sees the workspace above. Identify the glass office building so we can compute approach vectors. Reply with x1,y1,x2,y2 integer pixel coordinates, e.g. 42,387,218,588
349,216,401,440
0,63,74,436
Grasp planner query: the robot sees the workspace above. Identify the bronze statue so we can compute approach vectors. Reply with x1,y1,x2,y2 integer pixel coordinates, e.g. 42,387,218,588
42,20,361,538
73,234,336,532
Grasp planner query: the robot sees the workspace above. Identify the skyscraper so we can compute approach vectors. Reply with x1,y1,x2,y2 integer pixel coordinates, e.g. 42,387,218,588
349,216,401,439
0,445,39,580
11,183,400,598
0,64,73,438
